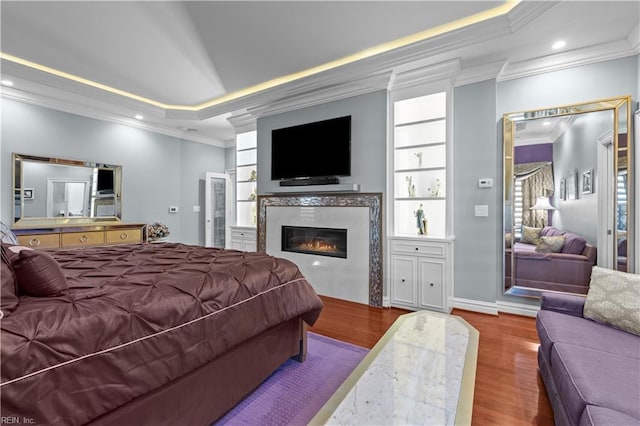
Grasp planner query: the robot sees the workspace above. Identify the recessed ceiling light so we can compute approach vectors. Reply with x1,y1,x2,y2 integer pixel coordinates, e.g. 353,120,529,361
1,79,14,86
135,114,144,120
542,121,551,126
552,40,566,50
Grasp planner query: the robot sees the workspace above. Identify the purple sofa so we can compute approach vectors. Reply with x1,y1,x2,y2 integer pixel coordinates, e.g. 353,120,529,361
514,226,596,294
536,293,640,425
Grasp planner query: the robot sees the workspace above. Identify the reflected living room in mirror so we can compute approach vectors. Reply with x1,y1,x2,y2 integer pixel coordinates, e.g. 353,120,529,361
503,96,634,298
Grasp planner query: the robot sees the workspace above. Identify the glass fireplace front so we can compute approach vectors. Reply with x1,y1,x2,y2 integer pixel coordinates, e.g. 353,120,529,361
281,225,347,258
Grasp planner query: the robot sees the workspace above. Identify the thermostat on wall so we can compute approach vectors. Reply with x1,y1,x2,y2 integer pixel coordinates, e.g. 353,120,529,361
169,206,178,213
478,178,493,188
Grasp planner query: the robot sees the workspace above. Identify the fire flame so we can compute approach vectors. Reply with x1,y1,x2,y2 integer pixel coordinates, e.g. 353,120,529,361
295,239,339,253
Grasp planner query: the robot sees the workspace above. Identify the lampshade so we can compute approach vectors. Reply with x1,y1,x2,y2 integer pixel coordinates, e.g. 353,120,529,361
530,196,555,210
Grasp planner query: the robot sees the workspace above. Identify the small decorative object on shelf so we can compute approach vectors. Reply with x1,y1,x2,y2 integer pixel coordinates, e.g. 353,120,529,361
406,176,416,197
147,222,170,242
414,151,423,168
414,204,428,235
249,169,257,181
428,178,441,197
248,187,257,201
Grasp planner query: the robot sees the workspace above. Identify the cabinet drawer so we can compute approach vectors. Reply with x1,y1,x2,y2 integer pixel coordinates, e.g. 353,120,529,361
230,229,256,239
17,234,60,249
61,231,105,248
106,228,142,244
391,241,446,257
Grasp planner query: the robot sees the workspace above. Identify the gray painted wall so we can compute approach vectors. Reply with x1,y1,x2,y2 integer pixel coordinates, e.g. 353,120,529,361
551,111,611,245
453,79,501,303
1,99,228,245
256,91,387,195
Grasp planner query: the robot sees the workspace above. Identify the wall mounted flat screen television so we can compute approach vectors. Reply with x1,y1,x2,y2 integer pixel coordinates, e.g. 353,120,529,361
271,115,351,184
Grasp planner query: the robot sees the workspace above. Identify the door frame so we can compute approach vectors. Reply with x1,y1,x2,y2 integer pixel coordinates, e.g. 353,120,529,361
205,172,232,247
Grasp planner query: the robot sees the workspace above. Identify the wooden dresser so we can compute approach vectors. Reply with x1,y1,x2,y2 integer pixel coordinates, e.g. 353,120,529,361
13,219,146,249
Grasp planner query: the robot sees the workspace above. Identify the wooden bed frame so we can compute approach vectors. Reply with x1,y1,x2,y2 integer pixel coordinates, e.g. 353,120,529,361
89,317,308,426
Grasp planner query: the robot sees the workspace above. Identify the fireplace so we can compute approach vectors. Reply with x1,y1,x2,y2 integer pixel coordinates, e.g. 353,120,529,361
281,225,347,258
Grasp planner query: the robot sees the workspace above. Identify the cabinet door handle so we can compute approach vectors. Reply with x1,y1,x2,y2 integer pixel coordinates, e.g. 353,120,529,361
430,282,435,287
79,235,89,243
415,247,419,251
120,232,128,240
401,278,405,283
28,238,41,247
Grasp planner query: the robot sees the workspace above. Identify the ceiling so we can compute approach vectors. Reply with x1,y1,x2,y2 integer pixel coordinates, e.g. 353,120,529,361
1,1,638,146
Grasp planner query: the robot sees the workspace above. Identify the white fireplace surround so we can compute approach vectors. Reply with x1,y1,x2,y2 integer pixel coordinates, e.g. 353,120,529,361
258,193,382,306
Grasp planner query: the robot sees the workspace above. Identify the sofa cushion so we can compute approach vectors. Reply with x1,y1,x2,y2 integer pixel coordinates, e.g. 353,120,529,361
550,343,640,425
541,226,588,255
580,406,640,426
536,310,640,366
584,266,640,336
561,232,588,255
536,235,565,253
522,225,542,245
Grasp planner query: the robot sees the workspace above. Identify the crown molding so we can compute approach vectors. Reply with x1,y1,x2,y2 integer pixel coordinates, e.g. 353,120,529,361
226,110,257,133
455,60,506,87
498,39,638,82
0,87,226,147
507,1,559,33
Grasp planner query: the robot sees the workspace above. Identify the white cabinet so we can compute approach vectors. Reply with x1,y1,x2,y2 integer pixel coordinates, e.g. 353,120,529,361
389,237,451,312
236,131,257,227
229,226,256,252
387,87,453,313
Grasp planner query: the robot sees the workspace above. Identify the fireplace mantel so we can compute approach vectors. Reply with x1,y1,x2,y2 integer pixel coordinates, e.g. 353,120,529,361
257,192,383,307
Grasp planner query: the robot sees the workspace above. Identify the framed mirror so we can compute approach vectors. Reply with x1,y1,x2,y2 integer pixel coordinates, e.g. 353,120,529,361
13,153,122,226
503,96,634,298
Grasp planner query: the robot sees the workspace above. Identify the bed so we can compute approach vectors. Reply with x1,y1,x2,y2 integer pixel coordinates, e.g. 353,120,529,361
0,242,324,425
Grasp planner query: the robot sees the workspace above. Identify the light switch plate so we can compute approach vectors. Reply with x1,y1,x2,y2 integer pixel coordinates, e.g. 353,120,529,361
475,205,489,217
169,206,178,213
478,178,493,188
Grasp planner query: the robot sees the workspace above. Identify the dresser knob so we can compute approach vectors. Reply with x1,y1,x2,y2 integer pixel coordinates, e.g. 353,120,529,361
28,238,41,247
430,282,434,287
80,235,89,243
415,247,419,251
401,278,405,283
120,232,128,240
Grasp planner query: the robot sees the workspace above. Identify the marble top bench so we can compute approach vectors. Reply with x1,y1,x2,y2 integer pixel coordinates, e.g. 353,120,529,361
310,310,479,425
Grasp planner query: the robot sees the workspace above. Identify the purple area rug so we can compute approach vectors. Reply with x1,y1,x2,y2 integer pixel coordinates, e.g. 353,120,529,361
214,332,368,426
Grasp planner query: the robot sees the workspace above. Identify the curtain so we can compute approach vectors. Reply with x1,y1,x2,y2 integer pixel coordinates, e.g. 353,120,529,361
517,162,554,227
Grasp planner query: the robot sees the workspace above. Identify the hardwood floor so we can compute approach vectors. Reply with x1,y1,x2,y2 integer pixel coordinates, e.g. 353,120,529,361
308,296,554,426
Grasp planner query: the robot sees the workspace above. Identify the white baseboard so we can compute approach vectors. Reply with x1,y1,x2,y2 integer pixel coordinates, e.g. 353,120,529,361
382,296,391,308
449,297,498,316
497,300,540,317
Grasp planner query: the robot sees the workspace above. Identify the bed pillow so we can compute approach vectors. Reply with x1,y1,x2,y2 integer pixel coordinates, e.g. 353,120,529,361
584,266,640,336
535,236,565,253
521,225,542,245
0,221,18,245
12,249,69,297
1,258,19,315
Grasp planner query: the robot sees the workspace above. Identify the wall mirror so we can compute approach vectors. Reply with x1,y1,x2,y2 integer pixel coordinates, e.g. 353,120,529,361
13,153,122,226
503,96,634,298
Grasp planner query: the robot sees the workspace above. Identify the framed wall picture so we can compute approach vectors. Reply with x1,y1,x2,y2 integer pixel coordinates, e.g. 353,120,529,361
23,188,34,200
582,169,593,194
559,178,566,200
566,170,578,200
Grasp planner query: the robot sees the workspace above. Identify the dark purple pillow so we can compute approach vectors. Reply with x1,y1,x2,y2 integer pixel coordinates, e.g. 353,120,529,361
1,259,19,315
560,232,587,255
12,249,68,297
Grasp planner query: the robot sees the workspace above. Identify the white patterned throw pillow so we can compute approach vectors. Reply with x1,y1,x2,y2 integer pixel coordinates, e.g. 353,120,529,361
583,266,640,336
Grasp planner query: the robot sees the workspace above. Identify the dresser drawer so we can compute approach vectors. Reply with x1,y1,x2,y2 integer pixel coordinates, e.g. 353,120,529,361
391,241,447,257
61,231,105,248
17,233,60,249
230,229,256,239
106,228,142,244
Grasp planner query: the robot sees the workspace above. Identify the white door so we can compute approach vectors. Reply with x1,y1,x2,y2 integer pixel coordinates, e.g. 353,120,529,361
205,172,232,248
